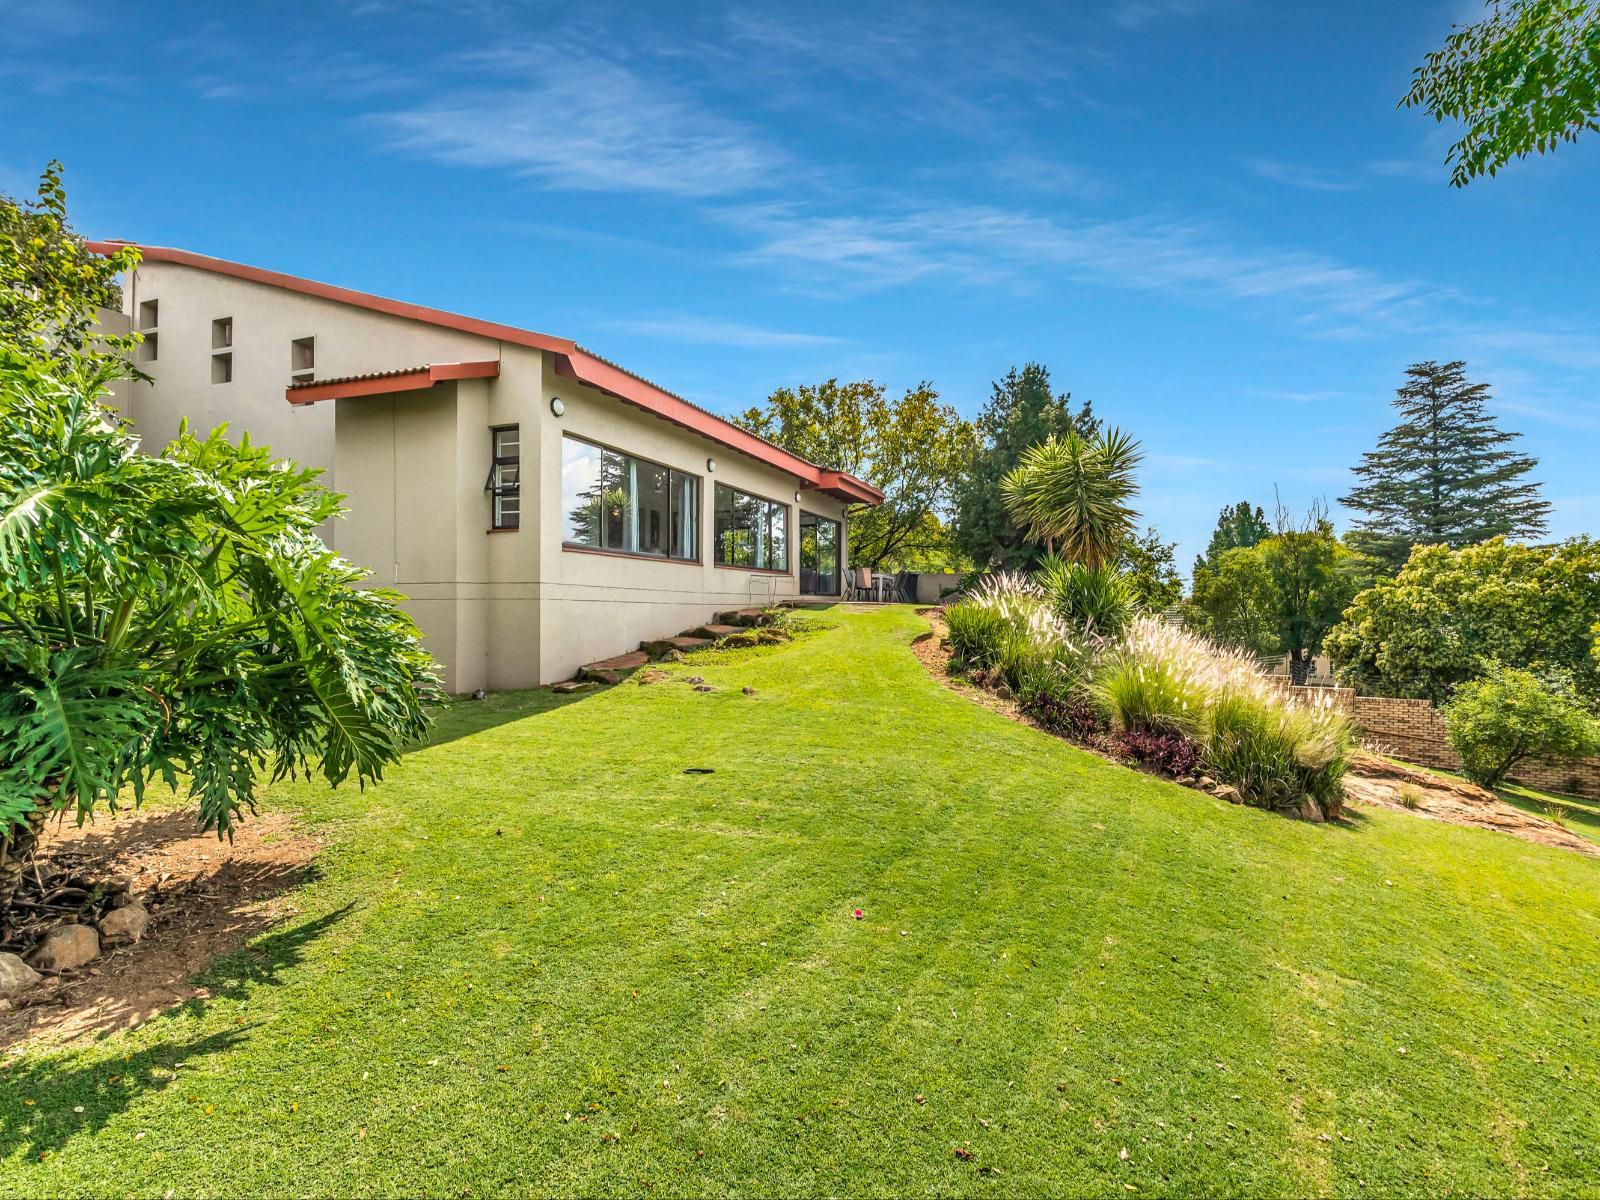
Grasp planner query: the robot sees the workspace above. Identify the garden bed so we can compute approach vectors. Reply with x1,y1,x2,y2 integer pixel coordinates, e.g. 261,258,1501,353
0,807,319,1051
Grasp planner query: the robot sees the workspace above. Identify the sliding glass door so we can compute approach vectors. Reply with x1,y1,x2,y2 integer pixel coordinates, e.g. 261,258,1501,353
799,512,840,596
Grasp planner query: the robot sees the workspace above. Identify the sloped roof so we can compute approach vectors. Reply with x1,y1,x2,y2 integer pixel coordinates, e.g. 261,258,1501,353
87,241,882,505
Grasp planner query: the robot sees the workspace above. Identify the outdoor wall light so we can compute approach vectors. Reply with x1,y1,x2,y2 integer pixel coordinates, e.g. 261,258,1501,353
795,491,803,503
549,397,565,417
706,457,716,472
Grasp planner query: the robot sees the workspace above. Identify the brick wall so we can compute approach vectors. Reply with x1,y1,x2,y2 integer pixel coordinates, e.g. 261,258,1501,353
1270,683,1600,799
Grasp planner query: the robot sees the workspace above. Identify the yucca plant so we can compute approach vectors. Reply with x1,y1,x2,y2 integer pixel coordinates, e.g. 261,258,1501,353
0,352,439,913
1035,552,1134,638
1001,427,1142,569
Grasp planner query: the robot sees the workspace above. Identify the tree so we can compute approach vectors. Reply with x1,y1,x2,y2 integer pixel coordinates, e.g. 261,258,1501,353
1118,526,1182,611
1194,500,1271,575
1340,361,1549,572
2,161,141,377
1405,0,1600,187
1186,506,1376,679
1325,537,1600,703
1000,427,1142,571
952,364,1096,572
1443,664,1600,789
734,378,974,570
0,351,439,913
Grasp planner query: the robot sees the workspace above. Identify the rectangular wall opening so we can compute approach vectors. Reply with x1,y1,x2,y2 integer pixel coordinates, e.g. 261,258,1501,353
211,352,233,384
290,335,315,380
211,317,233,349
137,299,159,331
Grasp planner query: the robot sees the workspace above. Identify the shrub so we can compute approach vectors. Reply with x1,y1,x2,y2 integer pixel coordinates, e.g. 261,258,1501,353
1115,728,1202,776
1024,689,1107,740
944,574,1088,699
1036,554,1134,638
1095,617,1258,737
1203,686,1351,818
1442,663,1600,789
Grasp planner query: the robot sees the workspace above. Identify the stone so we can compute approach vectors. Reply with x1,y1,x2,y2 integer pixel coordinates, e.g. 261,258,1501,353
693,684,715,693
0,951,41,998
575,667,622,685
29,924,100,972
551,680,601,695
1198,776,1216,790
1298,798,1326,824
1175,775,1199,788
685,676,705,684
684,624,743,640
742,686,756,696
1213,784,1244,805
99,899,150,946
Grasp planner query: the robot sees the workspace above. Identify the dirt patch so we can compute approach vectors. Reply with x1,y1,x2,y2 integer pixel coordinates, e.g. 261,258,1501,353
911,610,1596,857
1344,753,1599,857
1,807,320,1051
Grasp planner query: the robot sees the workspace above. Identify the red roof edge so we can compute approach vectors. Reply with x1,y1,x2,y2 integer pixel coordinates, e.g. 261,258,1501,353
93,241,881,506
286,360,501,405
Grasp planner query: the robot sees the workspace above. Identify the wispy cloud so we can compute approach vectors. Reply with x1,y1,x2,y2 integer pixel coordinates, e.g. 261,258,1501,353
1246,158,1362,192
1110,0,1210,31
603,314,848,350
371,55,785,198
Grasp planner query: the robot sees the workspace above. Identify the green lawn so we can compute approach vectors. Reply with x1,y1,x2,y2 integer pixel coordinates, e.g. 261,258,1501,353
4,607,1599,1197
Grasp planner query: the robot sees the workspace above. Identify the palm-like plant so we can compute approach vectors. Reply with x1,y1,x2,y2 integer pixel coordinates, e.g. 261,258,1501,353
1001,427,1142,569
0,352,439,912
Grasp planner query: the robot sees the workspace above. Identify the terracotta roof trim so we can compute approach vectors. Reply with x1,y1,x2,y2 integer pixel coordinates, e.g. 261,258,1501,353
285,360,501,405
88,241,883,506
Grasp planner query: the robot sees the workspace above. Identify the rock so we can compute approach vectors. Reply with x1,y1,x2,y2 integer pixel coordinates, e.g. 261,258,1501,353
742,686,756,696
694,684,715,693
29,924,100,971
0,951,42,998
1298,798,1326,824
104,875,135,896
575,667,622,685
1198,776,1216,790
1175,775,1199,788
685,676,705,684
1214,784,1244,805
994,684,1013,700
99,899,150,946
551,680,600,695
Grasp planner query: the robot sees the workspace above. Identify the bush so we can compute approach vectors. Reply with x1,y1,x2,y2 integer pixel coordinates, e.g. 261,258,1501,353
944,574,1088,699
1442,664,1600,789
1036,554,1134,638
1203,686,1351,818
1024,689,1107,740
1095,618,1258,737
1114,728,1202,776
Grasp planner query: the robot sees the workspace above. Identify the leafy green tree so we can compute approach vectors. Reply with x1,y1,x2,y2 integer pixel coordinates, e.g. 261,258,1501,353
0,352,439,912
952,364,1096,571
1259,508,1379,684
2,161,140,376
1194,500,1271,575
1443,664,1600,789
734,378,974,570
1405,0,1600,187
1186,547,1280,658
1118,526,1182,611
1325,537,1600,703
1001,427,1142,571
1340,361,1549,572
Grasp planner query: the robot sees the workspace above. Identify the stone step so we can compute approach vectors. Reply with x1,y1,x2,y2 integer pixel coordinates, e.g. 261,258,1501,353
575,666,624,685
714,608,774,627
683,623,743,640
640,635,714,659
582,650,649,672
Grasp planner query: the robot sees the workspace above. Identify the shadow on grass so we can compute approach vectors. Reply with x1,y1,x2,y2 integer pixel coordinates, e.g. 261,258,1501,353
410,685,610,753
0,904,352,1160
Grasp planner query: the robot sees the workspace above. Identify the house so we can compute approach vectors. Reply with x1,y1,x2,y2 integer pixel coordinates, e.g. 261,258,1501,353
87,242,881,693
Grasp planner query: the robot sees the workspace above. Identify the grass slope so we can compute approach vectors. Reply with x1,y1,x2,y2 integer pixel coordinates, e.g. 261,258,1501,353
4,608,1599,1197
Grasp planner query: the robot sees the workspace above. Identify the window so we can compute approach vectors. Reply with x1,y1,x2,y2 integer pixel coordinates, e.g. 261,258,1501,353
211,352,232,384
714,483,789,571
485,426,521,530
291,336,315,382
561,434,698,560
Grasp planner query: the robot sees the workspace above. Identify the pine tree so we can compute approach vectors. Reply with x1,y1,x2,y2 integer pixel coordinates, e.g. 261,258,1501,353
1340,361,1549,571
1193,500,1271,575
953,364,1096,571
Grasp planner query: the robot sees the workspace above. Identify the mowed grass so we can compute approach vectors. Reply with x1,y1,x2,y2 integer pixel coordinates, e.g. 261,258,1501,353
4,607,1600,1197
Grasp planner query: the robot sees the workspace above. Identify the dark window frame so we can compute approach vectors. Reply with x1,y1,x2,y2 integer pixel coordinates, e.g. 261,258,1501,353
713,482,791,573
559,432,701,563
485,424,521,531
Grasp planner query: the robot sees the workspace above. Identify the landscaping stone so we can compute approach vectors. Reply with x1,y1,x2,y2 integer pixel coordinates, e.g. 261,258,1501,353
685,676,704,684
99,899,150,946
684,623,743,640
1198,776,1216,790
1298,798,1326,823
641,635,713,659
551,680,601,695
742,686,756,696
575,667,623,685
30,923,100,971
583,650,649,672
1214,784,1244,804
694,684,715,693
715,608,773,628
0,951,41,998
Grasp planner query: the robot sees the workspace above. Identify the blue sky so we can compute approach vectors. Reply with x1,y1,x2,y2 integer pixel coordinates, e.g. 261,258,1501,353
5,0,1598,572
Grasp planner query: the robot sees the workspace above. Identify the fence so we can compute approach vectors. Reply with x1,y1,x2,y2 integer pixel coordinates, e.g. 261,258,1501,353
1270,683,1600,799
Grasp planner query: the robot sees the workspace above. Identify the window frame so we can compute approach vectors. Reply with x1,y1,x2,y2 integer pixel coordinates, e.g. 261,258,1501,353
559,433,701,563
485,424,522,531
713,482,792,574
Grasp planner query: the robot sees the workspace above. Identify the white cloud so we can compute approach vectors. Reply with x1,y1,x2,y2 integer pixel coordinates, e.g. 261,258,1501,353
372,56,786,198
1245,158,1362,192
1110,0,1210,31
603,315,847,350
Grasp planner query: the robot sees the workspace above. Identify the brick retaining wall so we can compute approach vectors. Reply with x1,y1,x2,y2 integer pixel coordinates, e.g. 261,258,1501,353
1270,683,1600,799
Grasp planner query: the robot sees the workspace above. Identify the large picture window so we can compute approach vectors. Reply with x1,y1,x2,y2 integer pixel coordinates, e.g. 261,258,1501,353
714,483,789,571
562,435,698,560
486,425,520,530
